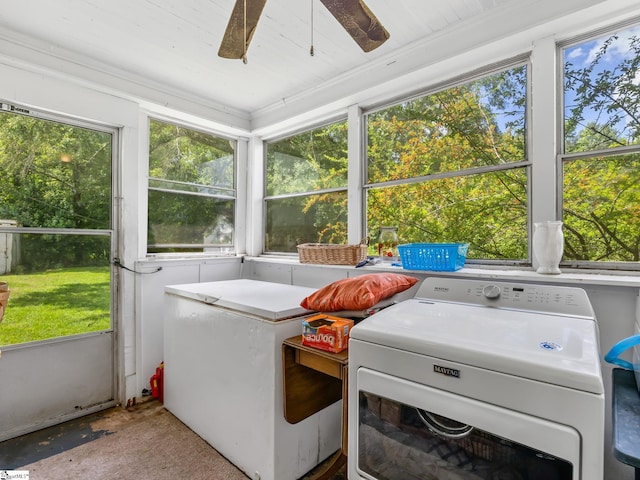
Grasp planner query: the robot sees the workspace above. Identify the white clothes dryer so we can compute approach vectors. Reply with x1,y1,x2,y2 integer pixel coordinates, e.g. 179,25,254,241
348,277,604,480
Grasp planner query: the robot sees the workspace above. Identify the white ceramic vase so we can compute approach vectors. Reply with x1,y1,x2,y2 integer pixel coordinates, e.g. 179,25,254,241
533,221,564,274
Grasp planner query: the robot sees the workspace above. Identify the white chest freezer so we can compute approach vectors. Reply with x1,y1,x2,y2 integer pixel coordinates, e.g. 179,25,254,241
163,279,342,480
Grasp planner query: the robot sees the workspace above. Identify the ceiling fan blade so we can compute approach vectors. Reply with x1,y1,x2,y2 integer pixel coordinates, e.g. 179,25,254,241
320,0,389,52
218,0,267,59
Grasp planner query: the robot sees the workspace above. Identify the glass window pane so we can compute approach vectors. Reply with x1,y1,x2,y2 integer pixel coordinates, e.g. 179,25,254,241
0,233,111,347
563,26,640,153
266,121,348,196
265,192,348,253
0,112,112,229
563,152,640,262
148,119,236,254
149,119,235,189
148,189,234,253
367,66,527,184
367,169,528,261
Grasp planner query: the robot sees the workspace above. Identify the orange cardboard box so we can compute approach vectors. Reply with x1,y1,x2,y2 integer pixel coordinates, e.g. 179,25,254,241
302,314,354,353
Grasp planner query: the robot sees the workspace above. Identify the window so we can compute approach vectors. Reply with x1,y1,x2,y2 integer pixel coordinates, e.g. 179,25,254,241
147,119,236,254
0,103,114,346
365,64,529,261
265,120,348,253
562,24,640,266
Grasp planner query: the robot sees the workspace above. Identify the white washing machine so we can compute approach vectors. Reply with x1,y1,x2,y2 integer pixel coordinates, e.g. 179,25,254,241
348,277,604,480
163,279,341,480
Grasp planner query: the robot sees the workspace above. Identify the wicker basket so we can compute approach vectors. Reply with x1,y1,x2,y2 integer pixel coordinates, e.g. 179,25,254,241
0,283,9,324
297,239,368,266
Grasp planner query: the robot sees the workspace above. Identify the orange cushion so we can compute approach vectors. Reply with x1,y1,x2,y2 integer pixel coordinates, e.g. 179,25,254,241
300,273,419,312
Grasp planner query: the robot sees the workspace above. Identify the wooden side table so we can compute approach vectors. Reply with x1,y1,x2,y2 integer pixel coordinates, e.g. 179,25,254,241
282,335,349,480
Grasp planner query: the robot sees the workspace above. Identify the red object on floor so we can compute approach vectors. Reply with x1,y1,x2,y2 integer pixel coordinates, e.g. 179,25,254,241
150,362,164,403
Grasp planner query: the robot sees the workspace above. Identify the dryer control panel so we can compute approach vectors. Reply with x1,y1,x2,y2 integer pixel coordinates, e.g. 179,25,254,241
414,277,595,319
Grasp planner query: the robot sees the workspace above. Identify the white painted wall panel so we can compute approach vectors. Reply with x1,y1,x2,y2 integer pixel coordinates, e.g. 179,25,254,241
292,264,348,289
0,333,114,442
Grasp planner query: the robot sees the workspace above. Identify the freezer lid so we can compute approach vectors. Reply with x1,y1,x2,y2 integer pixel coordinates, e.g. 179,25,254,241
165,279,316,320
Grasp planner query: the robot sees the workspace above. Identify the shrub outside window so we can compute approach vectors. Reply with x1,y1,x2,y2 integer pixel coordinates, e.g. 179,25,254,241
365,64,529,261
562,25,640,266
147,119,236,254
265,120,348,253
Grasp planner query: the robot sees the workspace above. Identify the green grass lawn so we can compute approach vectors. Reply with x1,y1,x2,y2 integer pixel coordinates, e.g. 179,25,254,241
0,266,110,347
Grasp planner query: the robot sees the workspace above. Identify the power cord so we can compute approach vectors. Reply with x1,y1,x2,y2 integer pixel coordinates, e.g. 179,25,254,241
112,258,163,274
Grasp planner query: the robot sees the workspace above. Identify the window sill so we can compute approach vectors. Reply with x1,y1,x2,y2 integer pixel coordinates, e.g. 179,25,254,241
249,255,640,289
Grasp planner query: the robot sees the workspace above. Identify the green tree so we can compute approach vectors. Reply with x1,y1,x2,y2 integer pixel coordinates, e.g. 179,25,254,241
147,120,235,252
565,34,640,151
366,68,528,260
563,29,640,262
265,121,349,250
0,112,112,270
0,114,111,229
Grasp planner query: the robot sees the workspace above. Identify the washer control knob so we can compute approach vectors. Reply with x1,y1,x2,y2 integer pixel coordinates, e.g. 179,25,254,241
482,284,501,299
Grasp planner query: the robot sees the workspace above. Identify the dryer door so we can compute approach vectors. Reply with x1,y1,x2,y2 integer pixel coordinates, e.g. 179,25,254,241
353,368,580,480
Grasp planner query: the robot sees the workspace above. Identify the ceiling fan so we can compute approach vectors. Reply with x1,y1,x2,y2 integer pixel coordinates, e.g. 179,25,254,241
218,0,390,61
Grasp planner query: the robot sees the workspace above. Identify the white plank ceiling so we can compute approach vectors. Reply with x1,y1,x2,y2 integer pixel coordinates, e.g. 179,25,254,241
0,0,611,124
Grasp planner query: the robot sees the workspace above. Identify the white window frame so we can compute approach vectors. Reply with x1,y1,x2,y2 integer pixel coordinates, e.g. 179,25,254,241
556,20,640,270
360,57,532,266
145,115,241,257
262,116,349,255
254,17,640,273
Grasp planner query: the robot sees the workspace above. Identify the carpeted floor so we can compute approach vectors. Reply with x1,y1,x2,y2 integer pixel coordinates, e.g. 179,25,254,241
0,399,347,480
